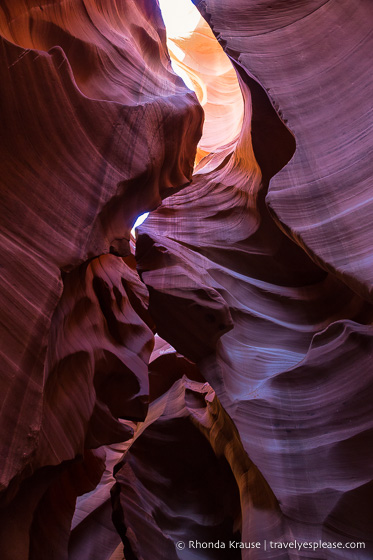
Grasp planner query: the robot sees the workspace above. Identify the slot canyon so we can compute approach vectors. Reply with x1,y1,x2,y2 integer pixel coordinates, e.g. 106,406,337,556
0,0,372,559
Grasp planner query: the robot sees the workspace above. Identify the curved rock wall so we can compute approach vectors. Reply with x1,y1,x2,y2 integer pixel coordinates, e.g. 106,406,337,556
0,1,202,558
136,0,373,556
167,11,244,158
0,0,372,559
193,0,373,300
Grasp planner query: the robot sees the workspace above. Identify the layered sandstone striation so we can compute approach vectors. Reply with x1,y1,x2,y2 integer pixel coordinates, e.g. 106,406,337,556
192,0,373,301
137,0,373,556
1,0,372,559
0,0,202,557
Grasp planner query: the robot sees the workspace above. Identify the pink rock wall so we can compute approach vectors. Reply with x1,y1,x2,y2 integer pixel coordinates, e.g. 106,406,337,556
0,1,202,557
193,0,373,300
136,0,373,556
0,0,372,559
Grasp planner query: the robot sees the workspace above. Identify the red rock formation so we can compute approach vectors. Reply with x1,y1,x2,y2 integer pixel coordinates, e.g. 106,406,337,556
192,0,373,301
135,0,373,555
0,1,202,558
1,0,372,559
112,373,289,560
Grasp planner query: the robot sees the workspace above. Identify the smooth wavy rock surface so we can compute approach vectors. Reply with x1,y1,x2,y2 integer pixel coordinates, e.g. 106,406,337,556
167,12,244,160
0,1,202,558
193,0,373,301
1,0,372,559
112,373,290,560
137,174,373,557
136,1,373,552
69,352,284,560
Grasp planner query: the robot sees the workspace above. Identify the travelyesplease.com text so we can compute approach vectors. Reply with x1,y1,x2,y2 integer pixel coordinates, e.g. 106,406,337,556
175,539,366,551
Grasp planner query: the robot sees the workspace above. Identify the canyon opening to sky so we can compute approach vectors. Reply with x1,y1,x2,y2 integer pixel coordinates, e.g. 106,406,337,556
132,0,245,236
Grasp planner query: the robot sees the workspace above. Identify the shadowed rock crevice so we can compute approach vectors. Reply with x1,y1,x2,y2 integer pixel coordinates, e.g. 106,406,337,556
111,376,288,560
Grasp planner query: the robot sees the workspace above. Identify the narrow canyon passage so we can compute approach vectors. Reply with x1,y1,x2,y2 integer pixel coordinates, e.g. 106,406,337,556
132,0,246,234
0,1,372,560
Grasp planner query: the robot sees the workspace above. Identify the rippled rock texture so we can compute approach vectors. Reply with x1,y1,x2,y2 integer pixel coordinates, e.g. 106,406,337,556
1,0,373,559
136,0,373,556
0,0,202,557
